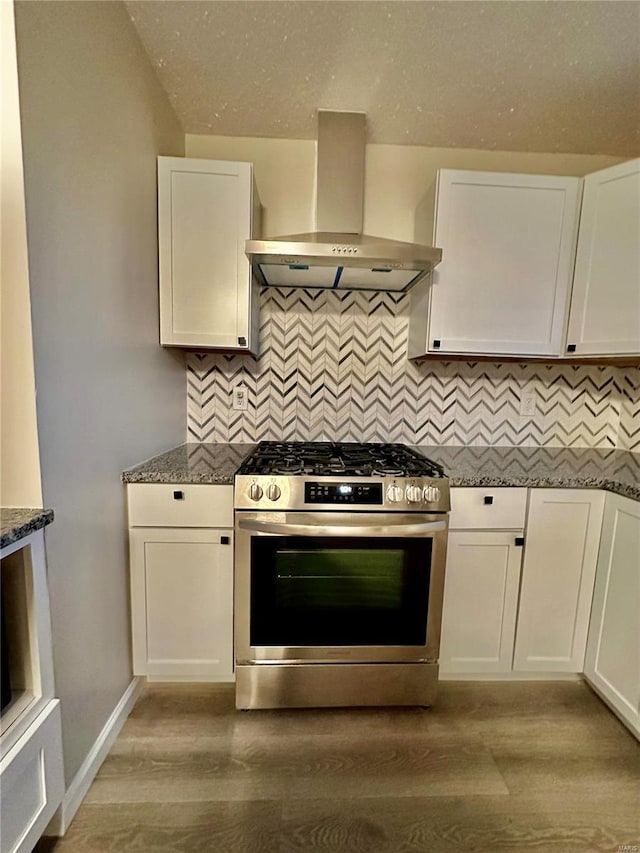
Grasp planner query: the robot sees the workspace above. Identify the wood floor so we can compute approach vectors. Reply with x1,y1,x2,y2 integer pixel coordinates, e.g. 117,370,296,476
36,681,639,852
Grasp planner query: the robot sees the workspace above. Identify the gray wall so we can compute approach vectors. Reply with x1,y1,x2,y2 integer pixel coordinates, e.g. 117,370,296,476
15,0,185,785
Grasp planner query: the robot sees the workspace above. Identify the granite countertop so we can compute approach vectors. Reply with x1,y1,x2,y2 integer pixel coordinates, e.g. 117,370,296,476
122,442,639,501
122,443,255,485
416,445,640,501
1,507,55,550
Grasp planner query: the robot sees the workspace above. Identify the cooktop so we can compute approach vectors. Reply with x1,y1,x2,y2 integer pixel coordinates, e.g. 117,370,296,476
236,441,446,479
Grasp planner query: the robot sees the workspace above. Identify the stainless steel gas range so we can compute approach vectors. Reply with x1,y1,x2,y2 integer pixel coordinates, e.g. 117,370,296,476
233,442,450,710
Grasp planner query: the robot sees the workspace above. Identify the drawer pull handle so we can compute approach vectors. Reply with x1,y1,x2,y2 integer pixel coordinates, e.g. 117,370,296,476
173,490,185,501
483,495,494,505
220,536,230,545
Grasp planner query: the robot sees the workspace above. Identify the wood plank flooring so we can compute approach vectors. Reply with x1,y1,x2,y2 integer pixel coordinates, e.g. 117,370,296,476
36,681,639,852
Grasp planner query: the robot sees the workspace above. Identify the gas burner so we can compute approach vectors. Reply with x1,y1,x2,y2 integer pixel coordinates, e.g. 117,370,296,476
273,461,305,475
372,465,405,477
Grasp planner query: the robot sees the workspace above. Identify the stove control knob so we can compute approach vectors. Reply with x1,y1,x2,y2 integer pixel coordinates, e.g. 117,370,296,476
423,486,441,503
405,485,423,503
386,484,404,503
249,482,263,502
267,483,281,502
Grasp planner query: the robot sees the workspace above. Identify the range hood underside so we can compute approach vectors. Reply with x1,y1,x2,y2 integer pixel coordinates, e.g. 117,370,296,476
247,232,441,292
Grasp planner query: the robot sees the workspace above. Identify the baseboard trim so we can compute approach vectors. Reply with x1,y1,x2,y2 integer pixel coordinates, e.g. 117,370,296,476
46,676,143,836
583,677,640,741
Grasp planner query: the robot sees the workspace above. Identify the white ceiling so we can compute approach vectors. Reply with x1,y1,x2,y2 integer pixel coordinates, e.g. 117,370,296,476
125,1,640,157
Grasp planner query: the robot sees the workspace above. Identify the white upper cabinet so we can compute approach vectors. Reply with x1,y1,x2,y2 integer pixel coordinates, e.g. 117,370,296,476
409,170,582,358
158,157,261,353
565,159,640,356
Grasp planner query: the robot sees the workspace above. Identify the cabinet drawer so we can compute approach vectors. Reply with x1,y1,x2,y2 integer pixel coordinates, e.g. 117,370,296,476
449,487,527,529
127,484,233,527
0,700,64,853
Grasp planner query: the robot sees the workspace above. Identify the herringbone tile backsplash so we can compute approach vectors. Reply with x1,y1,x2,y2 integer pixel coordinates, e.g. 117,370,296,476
618,369,640,451
187,289,640,452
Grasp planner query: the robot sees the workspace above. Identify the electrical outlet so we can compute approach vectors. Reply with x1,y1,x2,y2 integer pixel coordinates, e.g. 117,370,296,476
519,392,536,417
232,386,248,411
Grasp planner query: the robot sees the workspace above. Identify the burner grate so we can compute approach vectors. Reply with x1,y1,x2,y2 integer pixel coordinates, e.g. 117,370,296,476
237,441,445,478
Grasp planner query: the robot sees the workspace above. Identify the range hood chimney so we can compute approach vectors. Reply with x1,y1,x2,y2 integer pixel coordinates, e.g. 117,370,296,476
245,110,442,292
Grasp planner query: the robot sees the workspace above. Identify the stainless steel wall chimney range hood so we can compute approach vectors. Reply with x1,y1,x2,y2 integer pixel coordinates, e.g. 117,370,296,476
245,111,442,292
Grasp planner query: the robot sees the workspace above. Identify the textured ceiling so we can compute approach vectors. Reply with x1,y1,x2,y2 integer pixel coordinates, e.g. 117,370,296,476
125,1,640,156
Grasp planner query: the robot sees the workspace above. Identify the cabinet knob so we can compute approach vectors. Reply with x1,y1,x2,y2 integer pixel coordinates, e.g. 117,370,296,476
514,536,525,547
238,336,247,347
566,344,577,353
220,536,230,545
483,495,494,505
173,490,184,501
432,339,441,349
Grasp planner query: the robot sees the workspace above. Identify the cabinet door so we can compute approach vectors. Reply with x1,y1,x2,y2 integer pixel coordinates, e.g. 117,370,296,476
584,493,640,738
513,489,604,672
158,156,258,351
439,531,523,674
129,527,234,679
426,170,581,356
565,159,640,356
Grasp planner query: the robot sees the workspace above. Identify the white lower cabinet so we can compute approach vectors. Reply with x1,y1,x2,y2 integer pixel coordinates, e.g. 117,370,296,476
513,489,604,672
440,487,526,676
129,528,233,679
0,531,64,853
0,701,64,853
439,531,523,674
440,487,606,680
584,493,640,738
127,484,234,681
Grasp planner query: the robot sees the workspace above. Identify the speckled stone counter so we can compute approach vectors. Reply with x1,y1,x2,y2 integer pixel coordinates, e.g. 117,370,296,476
122,443,255,485
123,442,639,501
416,445,640,501
1,508,55,550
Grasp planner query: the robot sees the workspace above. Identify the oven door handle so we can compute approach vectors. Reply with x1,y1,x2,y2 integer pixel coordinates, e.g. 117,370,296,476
237,518,447,537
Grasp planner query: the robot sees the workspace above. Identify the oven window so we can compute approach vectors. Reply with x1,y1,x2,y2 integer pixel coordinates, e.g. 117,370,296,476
250,536,432,646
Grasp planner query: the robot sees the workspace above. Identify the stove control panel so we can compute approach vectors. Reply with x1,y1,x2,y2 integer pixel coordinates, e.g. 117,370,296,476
235,475,450,512
305,482,383,505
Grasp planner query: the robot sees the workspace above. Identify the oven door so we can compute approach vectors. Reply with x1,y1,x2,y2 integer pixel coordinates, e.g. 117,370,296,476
234,511,448,665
